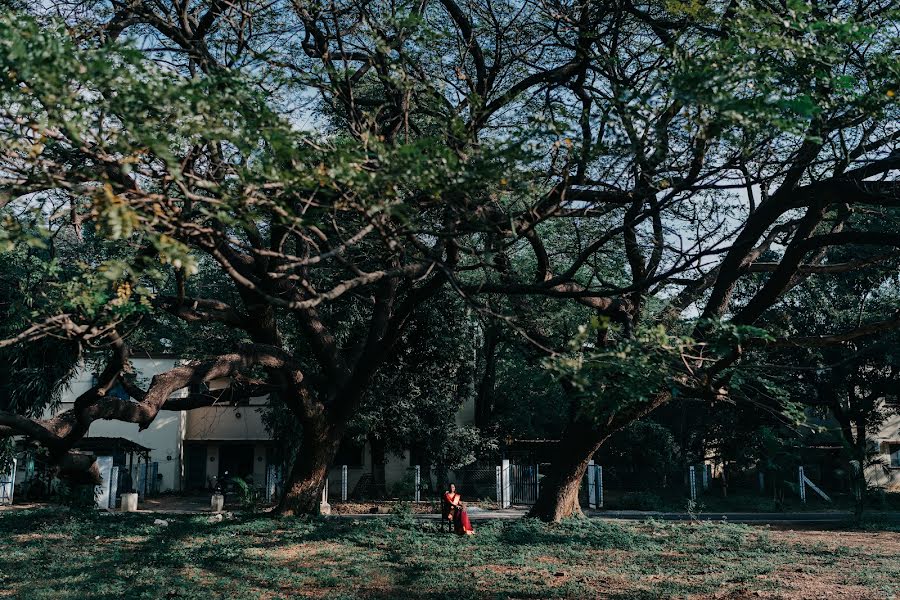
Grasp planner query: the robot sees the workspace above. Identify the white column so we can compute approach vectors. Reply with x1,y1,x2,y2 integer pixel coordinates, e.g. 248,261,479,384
799,466,806,503
414,465,421,503
341,465,348,502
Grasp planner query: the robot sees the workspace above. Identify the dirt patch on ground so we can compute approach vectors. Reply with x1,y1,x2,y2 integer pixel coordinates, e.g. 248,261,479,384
330,501,439,514
771,529,900,554
745,569,884,599
247,540,347,565
11,532,68,543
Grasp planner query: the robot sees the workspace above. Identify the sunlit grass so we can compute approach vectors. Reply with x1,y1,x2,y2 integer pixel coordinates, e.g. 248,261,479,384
1,508,897,599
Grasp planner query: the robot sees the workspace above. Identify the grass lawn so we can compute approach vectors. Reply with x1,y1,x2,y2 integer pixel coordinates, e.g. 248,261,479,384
1,508,898,599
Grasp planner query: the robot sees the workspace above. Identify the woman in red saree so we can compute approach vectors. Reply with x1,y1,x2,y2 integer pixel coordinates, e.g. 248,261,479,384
443,483,474,535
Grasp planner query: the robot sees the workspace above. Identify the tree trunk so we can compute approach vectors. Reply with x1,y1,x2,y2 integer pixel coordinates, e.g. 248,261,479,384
529,392,671,522
369,433,387,499
475,325,500,428
276,419,342,516
528,419,604,522
850,443,867,521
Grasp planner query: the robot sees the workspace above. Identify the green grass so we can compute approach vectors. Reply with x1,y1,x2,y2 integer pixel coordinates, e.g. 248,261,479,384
0,508,897,599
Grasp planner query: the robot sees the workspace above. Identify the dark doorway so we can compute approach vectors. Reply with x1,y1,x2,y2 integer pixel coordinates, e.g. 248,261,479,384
218,444,254,481
185,445,208,491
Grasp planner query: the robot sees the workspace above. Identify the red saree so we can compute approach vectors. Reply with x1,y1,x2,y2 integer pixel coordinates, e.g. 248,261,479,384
443,491,474,535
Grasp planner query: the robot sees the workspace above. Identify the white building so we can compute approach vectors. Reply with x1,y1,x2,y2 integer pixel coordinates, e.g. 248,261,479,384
27,354,478,496
34,355,273,493
871,411,900,491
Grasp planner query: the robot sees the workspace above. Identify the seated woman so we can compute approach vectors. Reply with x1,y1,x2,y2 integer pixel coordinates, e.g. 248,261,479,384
443,483,474,535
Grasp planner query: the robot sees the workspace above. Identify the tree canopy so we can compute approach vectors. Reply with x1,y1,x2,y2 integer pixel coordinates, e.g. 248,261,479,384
0,0,898,518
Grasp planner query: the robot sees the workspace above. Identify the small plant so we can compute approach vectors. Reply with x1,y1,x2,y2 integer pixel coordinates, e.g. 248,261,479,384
230,476,262,512
387,501,417,529
620,491,664,510
388,470,417,499
54,481,96,510
686,499,704,521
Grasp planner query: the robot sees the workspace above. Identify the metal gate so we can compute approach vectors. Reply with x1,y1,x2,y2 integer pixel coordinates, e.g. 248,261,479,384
510,464,539,505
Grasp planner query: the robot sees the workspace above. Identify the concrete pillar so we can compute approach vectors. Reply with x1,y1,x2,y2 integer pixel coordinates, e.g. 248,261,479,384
320,477,330,515
597,465,603,508
587,460,596,509
120,493,138,512
211,493,224,513
500,459,511,508
0,458,16,505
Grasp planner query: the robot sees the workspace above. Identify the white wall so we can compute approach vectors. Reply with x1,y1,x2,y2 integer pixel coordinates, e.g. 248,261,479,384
185,400,269,441
871,412,900,491
51,357,184,491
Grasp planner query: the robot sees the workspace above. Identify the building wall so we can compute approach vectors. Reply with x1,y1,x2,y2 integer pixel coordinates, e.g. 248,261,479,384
51,357,184,492
871,412,900,491
44,356,478,496
184,401,269,441
455,395,476,427
197,442,269,488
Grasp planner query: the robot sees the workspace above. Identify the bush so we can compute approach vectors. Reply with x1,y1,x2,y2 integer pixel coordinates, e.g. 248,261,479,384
230,476,262,512
619,491,664,510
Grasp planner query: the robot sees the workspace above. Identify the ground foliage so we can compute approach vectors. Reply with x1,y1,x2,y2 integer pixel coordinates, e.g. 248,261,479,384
0,508,898,599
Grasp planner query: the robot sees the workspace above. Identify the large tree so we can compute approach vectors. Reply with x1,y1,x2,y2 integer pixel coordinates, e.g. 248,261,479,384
1,0,899,521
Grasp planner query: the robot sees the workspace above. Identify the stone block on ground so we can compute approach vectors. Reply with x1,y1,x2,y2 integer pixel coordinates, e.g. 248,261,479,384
120,492,138,512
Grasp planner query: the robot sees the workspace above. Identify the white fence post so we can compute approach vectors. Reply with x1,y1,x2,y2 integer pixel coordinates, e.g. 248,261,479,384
689,466,697,501
501,459,511,508
799,466,806,503
587,459,597,509
496,465,501,505
597,465,604,508
535,464,540,496
266,464,277,503
109,466,119,509
0,458,16,505
341,465,348,502
95,456,113,509
414,465,421,503
319,474,331,515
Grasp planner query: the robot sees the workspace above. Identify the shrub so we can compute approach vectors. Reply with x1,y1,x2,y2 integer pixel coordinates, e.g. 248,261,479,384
620,491,664,510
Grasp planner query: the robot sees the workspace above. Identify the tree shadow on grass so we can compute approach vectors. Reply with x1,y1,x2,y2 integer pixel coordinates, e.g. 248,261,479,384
0,509,771,600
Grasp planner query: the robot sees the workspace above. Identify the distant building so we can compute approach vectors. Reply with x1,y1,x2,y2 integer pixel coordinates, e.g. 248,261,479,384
22,354,477,497
871,411,900,491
